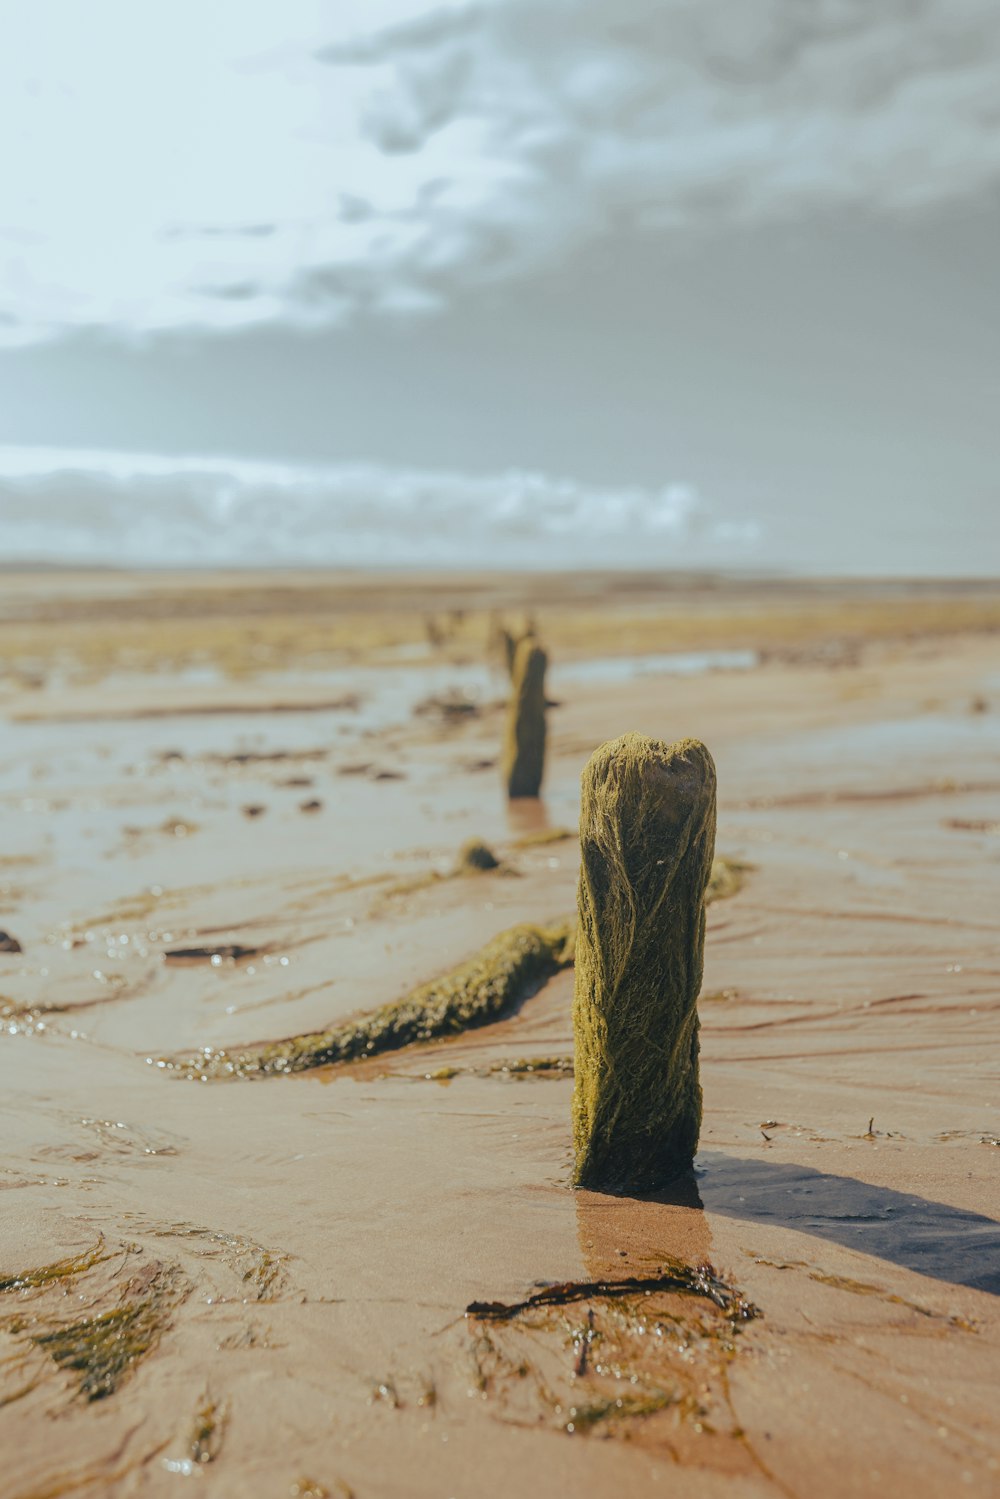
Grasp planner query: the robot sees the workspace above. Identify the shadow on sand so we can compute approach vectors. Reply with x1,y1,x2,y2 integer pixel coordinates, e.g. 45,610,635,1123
684,1152,1000,1295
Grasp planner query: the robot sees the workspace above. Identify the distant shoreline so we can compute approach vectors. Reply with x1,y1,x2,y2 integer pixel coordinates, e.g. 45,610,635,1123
1,561,997,589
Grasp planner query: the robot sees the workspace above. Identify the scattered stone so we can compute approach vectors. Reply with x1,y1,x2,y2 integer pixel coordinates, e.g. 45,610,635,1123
456,838,500,873
164,944,262,966
414,691,481,723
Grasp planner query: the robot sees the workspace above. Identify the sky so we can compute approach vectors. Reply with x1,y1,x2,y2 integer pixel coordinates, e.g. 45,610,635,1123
0,0,997,572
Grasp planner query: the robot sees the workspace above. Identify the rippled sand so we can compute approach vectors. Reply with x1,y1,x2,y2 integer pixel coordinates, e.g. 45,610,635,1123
0,573,998,1499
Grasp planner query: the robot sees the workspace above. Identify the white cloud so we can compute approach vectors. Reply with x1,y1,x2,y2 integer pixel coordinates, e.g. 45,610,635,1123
0,443,755,566
0,0,997,344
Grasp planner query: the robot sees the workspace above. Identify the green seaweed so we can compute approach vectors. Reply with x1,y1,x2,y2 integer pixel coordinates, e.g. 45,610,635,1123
490,1055,574,1076
467,1260,757,1324
143,1224,286,1299
423,1064,461,1081
572,734,717,1192
162,920,574,1080
564,1389,677,1432
503,639,547,799
189,1393,228,1464
407,1055,572,1082
464,1257,758,1444
19,1264,184,1402
0,1240,110,1295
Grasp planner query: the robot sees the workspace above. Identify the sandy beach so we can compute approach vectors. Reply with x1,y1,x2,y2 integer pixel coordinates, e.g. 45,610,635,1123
1,570,998,1499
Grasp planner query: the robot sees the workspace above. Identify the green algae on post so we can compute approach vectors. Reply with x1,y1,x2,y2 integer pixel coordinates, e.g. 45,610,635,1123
503,638,547,799
572,734,717,1192
162,920,574,1080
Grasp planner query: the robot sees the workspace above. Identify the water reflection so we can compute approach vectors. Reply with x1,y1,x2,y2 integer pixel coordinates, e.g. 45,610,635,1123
576,1171,712,1279
504,795,553,838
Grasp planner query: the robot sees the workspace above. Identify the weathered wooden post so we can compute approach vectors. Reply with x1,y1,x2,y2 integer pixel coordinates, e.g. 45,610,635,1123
572,734,717,1191
503,638,547,799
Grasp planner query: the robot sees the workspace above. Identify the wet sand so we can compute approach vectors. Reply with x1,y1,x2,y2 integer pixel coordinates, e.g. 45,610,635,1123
1,573,998,1498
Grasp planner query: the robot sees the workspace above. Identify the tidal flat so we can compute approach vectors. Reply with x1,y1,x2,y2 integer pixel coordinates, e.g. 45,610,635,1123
0,569,998,1499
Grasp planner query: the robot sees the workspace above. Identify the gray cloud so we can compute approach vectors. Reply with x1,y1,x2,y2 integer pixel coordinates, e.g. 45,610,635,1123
2,1,998,343
325,2,1000,194
0,445,753,567
299,0,1000,320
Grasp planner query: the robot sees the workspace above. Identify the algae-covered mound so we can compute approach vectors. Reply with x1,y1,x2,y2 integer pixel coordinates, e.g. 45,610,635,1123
572,734,717,1192
163,921,574,1081
503,638,547,799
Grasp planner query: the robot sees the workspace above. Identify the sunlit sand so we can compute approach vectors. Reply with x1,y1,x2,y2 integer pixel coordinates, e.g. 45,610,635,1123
1,570,998,1498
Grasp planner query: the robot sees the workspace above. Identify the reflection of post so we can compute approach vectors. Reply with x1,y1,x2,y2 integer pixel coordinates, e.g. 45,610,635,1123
503,638,547,799
504,795,551,839
575,1175,712,1282
573,734,717,1192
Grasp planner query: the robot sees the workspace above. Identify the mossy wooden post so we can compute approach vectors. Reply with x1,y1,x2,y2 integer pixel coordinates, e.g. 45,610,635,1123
500,620,536,679
503,638,547,798
501,627,519,678
572,734,717,1192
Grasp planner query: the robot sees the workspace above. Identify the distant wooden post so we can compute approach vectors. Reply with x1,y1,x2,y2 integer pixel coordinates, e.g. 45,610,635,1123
572,734,717,1191
503,638,547,799
501,627,519,678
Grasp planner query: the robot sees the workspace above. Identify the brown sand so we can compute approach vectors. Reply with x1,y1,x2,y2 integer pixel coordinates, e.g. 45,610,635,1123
0,572,998,1498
